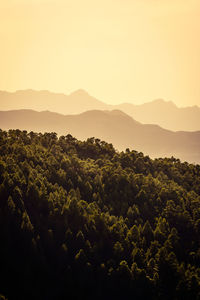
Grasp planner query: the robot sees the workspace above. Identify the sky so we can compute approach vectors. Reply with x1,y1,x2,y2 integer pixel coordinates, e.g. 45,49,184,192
0,0,200,106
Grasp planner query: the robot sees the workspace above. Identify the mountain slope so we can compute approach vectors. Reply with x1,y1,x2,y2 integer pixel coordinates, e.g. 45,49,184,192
1,109,200,163
1,89,200,131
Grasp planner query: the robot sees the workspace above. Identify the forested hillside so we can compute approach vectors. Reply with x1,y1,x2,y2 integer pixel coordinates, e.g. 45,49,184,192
1,109,200,163
0,129,200,299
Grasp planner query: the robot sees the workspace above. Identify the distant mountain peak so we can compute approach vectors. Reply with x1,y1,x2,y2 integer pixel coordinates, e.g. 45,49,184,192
70,89,90,97
151,98,177,107
68,89,106,107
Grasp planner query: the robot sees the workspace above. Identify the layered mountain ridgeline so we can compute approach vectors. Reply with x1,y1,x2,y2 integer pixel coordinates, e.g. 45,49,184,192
0,89,106,115
1,109,200,163
1,89,200,131
1,130,200,300
117,99,200,132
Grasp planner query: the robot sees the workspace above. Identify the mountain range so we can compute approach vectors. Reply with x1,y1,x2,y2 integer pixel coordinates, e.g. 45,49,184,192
1,108,200,164
0,89,200,131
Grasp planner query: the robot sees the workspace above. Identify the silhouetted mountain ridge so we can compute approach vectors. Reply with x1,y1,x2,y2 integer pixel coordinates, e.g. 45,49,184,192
1,108,200,163
1,89,200,131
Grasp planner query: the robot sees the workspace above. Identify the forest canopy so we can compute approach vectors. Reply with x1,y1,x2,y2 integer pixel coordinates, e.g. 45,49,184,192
0,129,200,299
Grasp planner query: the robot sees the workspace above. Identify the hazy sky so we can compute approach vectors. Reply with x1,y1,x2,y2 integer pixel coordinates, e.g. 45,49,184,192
0,0,200,106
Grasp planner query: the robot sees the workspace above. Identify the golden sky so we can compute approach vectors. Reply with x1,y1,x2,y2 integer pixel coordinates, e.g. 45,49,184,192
0,0,200,106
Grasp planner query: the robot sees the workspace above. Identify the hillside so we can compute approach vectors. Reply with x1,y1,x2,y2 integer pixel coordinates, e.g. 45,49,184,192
1,89,200,131
0,129,200,300
1,109,200,163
